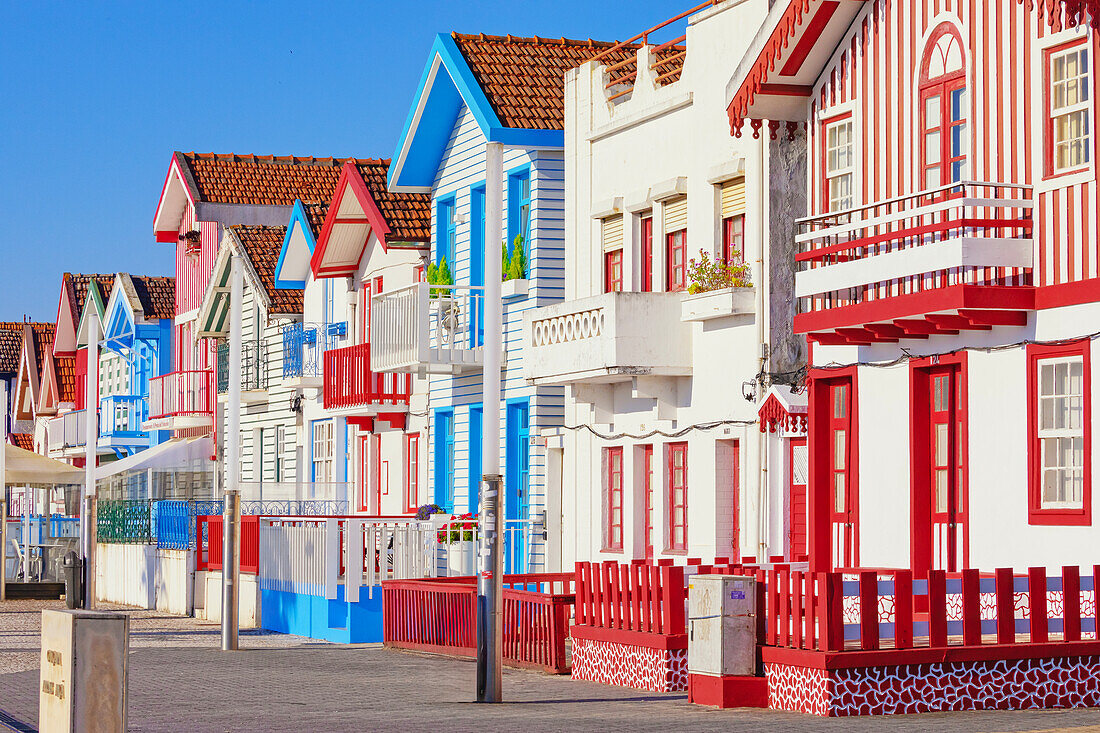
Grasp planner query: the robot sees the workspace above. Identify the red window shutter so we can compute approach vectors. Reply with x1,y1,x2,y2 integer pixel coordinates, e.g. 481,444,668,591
668,442,688,551
606,447,624,550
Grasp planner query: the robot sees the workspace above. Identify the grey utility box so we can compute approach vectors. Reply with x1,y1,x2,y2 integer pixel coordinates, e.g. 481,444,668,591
687,574,757,676
40,609,129,733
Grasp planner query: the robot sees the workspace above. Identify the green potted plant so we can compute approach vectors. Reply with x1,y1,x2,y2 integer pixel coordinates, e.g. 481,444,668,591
681,249,755,322
502,234,529,298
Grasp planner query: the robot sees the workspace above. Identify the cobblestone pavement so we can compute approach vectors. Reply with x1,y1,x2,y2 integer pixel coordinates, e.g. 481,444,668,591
3,601,1100,732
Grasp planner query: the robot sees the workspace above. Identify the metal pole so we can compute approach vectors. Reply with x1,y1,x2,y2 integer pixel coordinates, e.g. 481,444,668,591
84,309,99,608
222,255,244,651
477,140,504,703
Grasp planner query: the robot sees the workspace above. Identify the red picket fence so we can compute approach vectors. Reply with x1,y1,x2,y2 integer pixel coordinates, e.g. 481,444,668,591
382,573,575,673
195,515,260,574
573,560,687,636
323,343,412,410
765,565,1100,653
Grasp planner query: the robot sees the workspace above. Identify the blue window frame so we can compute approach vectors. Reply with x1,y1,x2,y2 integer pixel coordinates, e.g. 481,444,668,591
507,168,531,257
434,409,455,511
437,196,457,268
505,398,531,573
469,184,485,348
468,404,483,514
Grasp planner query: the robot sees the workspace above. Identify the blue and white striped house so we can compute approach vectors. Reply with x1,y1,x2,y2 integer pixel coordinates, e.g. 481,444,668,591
383,32,616,571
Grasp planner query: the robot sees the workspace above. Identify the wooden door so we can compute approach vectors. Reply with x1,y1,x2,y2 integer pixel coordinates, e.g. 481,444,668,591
788,438,808,561
829,383,857,568
927,365,966,572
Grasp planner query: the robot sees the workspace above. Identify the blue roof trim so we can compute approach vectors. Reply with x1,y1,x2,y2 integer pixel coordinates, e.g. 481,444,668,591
389,33,563,190
274,200,313,290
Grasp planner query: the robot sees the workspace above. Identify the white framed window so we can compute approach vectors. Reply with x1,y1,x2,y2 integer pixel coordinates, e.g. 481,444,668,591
311,419,334,484
1050,43,1091,174
824,117,854,212
1037,356,1085,509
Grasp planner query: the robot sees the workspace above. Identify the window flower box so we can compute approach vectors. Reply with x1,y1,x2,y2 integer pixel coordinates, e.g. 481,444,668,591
502,278,529,299
681,286,755,322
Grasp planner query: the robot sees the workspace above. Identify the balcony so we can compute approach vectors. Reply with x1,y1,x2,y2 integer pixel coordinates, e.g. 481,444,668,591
217,341,269,403
98,395,149,451
795,181,1035,343
144,370,214,431
323,343,411,413
523,292,692,386
371,283,486,374
282,322,339,388
46,409,88,456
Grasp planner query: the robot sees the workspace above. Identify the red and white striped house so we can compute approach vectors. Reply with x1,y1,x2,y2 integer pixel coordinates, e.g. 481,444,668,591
723,0,1100,715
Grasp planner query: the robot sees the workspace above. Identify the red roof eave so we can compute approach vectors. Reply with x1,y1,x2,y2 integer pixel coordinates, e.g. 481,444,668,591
310,163,393,280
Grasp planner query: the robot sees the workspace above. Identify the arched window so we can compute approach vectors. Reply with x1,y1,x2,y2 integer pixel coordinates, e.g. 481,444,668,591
919,23,968,190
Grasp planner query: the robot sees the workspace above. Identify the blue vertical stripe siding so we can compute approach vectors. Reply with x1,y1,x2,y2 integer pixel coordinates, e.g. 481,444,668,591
421,105,562,571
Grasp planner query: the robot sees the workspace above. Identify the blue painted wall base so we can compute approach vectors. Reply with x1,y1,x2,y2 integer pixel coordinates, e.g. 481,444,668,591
260,585,383,643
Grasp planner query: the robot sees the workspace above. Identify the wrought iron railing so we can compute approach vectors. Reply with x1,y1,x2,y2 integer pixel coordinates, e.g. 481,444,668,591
217,340,270,393
282,322,339,379
97,499,153,544
240,499,349,515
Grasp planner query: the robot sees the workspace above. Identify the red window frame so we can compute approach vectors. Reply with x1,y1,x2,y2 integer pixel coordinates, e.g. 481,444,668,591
605,447,624,551
1027,340,1092,525
668,442,688,552
604,249,623,293
641,216,654,292
641,444,654,560
722,214,744,267
820,111,853,214
666,230,687,292
918,23,968,191
405,432,420,513
1043,38,1092,178
357,434,371,513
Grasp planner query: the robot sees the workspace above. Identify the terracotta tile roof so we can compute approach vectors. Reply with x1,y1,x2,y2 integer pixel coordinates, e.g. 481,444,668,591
10,433,32,450
64,273,116,329
0,322,26,375
451,33,636,130
129,276,176,320
353,161,431,243
303,202,329,239
176,153,380,208
55,355,76,403
232,226,303,315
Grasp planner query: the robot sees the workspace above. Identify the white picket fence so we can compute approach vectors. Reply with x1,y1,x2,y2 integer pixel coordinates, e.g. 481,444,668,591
257,517,535,601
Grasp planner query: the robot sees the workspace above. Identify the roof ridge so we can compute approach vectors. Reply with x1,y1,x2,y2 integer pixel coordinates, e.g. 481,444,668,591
452,31,622,48
179,152,389,167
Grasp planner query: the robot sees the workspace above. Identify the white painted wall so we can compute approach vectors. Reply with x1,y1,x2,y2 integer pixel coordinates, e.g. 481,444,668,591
556,0,790,569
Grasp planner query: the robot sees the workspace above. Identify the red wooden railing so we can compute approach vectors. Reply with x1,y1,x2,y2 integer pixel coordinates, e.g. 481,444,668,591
573,560,686,636
764,565,1100,653
382,573,575,674
148,369,215,419
323,343,412,410
195,515,259,574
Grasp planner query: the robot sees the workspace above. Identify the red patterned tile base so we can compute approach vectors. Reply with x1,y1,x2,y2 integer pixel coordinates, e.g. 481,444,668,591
571,637,688,692
767,657,1100,716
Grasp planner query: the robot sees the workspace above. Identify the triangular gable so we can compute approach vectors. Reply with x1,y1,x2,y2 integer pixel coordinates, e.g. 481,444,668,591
14,328,39,421
102,276,138,354
196,230,265,339
310,163,396,279
725,0,872,135
389,33,507,192
38,351,61,416
152,152,197,242
53,280,78,356
758,385,808,434
75,285,108,349
275,200,316,289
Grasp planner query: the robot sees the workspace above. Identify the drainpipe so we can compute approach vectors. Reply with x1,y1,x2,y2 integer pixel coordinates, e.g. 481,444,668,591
477,141,505,703
222,255,243,651
84,309,99,608
756,132,770,563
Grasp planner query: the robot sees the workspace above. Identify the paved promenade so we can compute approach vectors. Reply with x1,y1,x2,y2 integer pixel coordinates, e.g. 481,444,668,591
2,600,1100,732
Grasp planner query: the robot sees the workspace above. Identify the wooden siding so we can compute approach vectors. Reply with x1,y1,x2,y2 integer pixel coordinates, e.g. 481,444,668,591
424,105,566,563
807,0,1098,296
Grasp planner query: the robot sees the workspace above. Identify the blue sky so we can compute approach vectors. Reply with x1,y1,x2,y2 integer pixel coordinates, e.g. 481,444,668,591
0,1,689,322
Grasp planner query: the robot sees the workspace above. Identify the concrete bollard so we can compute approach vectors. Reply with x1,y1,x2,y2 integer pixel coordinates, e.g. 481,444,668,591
39,609,128,733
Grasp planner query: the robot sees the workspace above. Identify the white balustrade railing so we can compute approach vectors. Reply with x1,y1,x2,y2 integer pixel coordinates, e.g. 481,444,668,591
46,409,88,452
371,282,486,373
257,517,540,601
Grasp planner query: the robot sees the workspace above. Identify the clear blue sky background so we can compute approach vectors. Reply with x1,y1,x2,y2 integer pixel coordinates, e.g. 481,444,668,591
0,1,688,322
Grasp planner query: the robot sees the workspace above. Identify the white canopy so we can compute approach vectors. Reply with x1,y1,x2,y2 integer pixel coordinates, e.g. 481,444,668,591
96,436,214,480
4,443,84,486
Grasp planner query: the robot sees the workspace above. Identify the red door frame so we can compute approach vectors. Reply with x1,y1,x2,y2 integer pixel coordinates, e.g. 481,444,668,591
807,366,859,573
642,444,654,560
909,353,969,576
358,434,371,513
788,437,808,562
641,217,653,292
